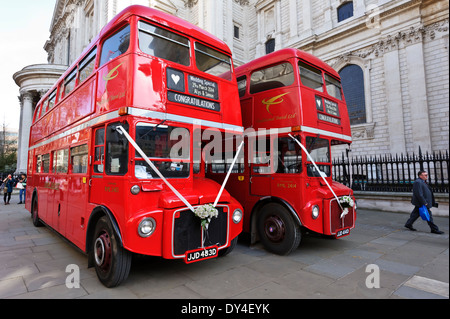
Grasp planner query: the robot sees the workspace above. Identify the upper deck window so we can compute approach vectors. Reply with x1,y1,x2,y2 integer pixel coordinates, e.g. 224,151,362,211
237,76,247,97
138,21,190,66
33,104,41,122
325,74,342,100
79,47,97,83
47,90,57,111
100,24,130,67
299,61,323,92
195,42,232,80
39,100,48,118
64,68,77,96
250,62,294,94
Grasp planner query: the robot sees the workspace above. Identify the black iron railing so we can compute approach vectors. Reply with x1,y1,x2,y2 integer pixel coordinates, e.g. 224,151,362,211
333,147,449,193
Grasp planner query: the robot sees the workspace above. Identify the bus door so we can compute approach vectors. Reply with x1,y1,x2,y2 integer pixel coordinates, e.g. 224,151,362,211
49,149,69,235
89,122,129,206
270,136,303,201
89,126,106,205
250,136,272,196
67,144,89,243
45,153,59,230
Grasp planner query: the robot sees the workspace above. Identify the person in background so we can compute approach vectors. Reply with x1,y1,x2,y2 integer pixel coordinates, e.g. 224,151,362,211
18,173,27,204
405,170,443,234
3,174,15,205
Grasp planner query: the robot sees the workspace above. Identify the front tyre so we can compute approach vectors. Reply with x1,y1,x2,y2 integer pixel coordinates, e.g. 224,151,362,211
257,203,301,255
93,216,132,288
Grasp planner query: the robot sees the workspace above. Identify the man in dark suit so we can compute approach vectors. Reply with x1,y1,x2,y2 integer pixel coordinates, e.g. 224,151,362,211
405,170,443,234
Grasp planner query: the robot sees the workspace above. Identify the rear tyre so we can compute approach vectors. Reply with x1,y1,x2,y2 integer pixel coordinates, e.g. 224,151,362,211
257,203,301,255
93,216,132,288
31,196,43,227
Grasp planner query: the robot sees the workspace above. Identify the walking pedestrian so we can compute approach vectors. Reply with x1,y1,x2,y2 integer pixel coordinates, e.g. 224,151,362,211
405,170,444,234
17,173,27,204
2,174,15,205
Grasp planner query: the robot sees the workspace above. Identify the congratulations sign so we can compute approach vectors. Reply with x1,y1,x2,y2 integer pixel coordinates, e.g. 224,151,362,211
168,91,220,112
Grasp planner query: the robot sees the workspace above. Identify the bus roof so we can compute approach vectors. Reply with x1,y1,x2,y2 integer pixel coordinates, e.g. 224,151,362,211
100,5,231,55
235,48,339,79
38,5,232,107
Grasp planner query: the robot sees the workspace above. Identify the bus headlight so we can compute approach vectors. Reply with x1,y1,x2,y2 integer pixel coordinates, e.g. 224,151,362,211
131,185,140,195
138,217,156,237
232,209,243,224
312,205,320,219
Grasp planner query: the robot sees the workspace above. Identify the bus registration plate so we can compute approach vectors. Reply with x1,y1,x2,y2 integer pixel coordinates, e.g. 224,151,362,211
185,246,219,264
335,228,350,238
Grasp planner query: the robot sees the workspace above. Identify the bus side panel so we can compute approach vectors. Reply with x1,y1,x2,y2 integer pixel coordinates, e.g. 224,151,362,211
30,119,45,147
66,173,89,249
55,77,96,134
96,55,130,114
132,54,166,112
220,81,242,128
251,87,300,130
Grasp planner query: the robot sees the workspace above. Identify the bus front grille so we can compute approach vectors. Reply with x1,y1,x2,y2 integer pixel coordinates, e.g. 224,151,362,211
173,207,228,256
329,199,355,234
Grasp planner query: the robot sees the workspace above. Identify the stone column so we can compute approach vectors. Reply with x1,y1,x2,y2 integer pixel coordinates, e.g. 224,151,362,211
302,0,313,38
384,47,407,154
405,41,432,153
16,91,34,173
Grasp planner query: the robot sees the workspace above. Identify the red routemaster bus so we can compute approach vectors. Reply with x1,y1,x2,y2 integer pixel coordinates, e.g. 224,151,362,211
26,5,243,287
207,48,356,255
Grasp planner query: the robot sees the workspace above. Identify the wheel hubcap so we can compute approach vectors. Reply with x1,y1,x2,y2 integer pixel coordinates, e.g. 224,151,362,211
264,215,285,243
94,232,111,271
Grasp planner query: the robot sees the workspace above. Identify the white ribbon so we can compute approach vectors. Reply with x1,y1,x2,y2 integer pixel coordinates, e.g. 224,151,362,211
213,140,244,207
288,134,344,213
116,125,196,212
117,126,244,213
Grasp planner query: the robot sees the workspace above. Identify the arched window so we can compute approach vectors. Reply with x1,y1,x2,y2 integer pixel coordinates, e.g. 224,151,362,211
337,1,354,22
339,64,366,125
265,38,275,54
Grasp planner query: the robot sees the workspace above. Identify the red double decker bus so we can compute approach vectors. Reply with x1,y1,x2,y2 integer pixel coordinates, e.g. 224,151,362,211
26,5,243,287
207,48,356,255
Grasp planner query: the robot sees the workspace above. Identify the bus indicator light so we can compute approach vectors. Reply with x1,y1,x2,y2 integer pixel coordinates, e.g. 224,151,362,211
118,106,128,116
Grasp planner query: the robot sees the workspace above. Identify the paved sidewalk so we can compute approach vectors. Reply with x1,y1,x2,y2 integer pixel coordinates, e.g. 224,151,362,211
0,193,448,300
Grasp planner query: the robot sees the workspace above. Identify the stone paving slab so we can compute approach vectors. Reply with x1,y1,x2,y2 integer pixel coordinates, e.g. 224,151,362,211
0,193,448,303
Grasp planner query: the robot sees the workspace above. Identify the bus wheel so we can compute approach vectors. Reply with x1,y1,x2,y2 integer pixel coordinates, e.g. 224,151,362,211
93,216,132,288
257,203,301,255
31,196,43,227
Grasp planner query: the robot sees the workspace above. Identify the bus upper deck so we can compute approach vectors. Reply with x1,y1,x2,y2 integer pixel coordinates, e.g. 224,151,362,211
30,5,242,147
235,48,351,145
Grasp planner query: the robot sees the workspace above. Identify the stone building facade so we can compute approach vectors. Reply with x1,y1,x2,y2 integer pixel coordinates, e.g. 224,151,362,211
13,0,449,173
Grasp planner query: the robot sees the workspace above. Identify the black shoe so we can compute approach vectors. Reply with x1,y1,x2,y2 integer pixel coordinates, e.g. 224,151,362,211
431,230,444,234
405,225,417,231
